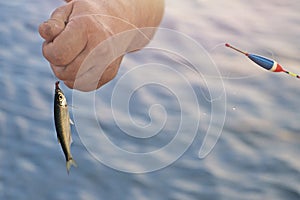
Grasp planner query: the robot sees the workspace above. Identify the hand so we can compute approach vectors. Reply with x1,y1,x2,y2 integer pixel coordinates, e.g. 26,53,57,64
39,0,164,91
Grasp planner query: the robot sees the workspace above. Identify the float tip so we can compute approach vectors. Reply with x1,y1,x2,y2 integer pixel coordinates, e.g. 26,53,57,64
225,43,248,56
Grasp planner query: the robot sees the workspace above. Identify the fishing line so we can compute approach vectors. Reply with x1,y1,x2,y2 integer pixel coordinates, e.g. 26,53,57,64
207,42,261,80
209,42,227,52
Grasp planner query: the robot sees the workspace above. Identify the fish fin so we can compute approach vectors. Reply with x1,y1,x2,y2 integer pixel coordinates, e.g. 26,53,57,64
66,158,77,174
69,104,78,109
69,118,74,125
70,135,73,145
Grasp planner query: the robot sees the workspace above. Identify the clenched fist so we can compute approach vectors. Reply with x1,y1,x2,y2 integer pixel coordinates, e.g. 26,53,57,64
39,0,164,91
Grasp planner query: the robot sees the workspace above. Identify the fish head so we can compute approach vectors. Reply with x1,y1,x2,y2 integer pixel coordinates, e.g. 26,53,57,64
55,81,67,107
55,91,67,107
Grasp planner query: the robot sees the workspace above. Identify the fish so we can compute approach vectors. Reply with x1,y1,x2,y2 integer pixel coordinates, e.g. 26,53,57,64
54,81,77,174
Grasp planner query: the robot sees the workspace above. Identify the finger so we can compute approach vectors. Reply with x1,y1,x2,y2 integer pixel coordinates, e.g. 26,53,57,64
97,57,122,86
50,63,67,80
50,47,88,81
70,57,123,92
39,3,73,42
49,41,100,81
42,19,88,66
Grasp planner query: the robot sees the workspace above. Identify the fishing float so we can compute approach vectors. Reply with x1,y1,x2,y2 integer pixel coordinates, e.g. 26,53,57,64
225,43,300,79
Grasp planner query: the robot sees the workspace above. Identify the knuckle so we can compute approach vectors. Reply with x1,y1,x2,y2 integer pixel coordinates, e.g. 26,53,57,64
51,6,65,18
50,65,68,80
45,48,69,66
53,70,67,81
54,71,66,80
64,81,74,89
100,66,118,84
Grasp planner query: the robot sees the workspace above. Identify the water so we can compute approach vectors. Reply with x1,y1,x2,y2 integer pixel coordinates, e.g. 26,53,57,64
1,0,300,199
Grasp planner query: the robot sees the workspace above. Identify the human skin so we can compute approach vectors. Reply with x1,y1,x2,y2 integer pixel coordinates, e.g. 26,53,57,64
39,0,164,91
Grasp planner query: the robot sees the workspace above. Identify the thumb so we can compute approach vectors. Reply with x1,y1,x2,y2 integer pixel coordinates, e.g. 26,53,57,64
39,3,73,42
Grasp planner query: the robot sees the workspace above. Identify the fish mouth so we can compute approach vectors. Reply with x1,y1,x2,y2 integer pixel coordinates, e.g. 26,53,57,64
55,81,60,90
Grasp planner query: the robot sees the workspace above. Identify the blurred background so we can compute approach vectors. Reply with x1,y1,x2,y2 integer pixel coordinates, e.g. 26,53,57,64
0,0,300,199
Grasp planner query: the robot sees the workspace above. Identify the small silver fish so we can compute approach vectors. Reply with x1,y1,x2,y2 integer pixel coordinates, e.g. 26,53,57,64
54,81,77,174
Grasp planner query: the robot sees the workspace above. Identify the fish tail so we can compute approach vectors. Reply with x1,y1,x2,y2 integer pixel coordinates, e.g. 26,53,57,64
66,158,77,174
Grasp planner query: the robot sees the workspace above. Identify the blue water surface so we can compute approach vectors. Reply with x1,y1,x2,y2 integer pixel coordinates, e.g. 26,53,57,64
0,0,300,199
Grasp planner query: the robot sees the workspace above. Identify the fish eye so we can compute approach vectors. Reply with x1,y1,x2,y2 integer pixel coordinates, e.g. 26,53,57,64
58,95,63,100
